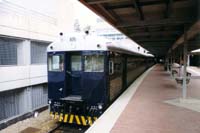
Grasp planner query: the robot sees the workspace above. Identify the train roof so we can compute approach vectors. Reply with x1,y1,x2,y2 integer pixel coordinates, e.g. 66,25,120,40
47,32,153,57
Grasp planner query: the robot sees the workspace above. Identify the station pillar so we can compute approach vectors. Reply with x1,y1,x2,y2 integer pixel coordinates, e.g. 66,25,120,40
187,55,190,66
182,26,188,99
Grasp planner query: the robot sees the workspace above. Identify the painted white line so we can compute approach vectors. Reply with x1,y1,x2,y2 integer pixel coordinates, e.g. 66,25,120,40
85,65,155,133
187,67,200,76
165,98,200,113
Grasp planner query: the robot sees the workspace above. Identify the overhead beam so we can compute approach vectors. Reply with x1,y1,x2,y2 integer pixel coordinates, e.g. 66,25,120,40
147,48,170,51
85,0,127,4
144,50,171,56
105,0,186,10
116,19,193,28
134,38,176,43
142,42,173,46
165,0,173,18
172,20,200,50
132,0,144,20
96,4,117,23
129,31,182,37
143,45,171,48
107,8,123,23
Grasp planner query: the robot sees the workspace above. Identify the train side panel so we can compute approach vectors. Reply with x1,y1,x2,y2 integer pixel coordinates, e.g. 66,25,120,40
126,56,147,86
109,54,124,102
109,54,153,103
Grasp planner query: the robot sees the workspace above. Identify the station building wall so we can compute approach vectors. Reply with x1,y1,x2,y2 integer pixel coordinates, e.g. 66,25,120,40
0,84,47,121
0,0,75,123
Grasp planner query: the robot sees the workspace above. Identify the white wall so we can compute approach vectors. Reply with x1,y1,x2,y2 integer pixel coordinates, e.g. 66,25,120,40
0,0,75,41
0,65,47,92
0,0,76,92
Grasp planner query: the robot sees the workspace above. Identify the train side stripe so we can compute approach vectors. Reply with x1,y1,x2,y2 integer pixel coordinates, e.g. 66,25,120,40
64,114,68,123
75,115,81,125
69,115,74,123
50,113,98,126
88,116,92,126
81,116,87,126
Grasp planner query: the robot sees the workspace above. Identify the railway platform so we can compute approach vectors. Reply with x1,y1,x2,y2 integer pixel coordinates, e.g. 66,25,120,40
86,64,200,133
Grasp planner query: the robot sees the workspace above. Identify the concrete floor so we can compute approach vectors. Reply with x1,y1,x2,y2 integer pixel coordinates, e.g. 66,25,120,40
111,65,200,133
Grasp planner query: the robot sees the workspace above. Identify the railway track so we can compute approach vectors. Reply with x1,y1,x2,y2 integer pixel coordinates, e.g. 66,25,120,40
48,123,88,133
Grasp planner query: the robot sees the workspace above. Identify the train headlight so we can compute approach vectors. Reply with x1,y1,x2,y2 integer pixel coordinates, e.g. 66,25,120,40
48,100,52,104
98,104,103,110
98,105,102,110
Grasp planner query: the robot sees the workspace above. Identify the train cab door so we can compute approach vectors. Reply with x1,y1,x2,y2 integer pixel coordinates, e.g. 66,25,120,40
66,53,83,96
48,53,66,100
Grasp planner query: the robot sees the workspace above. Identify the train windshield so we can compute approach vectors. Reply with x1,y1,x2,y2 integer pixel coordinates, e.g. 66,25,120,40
84,55,104,72
48,54,64,72
71,55,82,71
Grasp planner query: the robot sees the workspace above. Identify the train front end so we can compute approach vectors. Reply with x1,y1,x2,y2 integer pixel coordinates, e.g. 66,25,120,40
47,34,109,126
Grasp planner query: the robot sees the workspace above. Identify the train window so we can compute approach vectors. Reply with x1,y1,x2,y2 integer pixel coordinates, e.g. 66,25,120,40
71,56,82,71
84,55,104,72
48,54,64,71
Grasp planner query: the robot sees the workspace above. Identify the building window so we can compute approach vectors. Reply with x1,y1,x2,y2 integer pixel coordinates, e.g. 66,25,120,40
0,37,18,66
31,41,49,64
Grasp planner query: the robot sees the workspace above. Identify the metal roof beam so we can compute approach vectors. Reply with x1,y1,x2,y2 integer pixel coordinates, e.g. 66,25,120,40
165,0,173,18
129,31,182,37
96,4,117,23
132,0,144,20
134,38,176,43
116,19,193,28
142,41,172,44
106,8,123,23
85,0,127,4
172,21,200,50
104,0,186,10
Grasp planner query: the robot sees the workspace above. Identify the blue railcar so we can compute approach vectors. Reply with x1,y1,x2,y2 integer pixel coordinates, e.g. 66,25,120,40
47,33,154,126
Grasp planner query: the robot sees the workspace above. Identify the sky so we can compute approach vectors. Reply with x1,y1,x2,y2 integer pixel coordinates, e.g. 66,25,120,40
72,0,98,27
71,0,118,32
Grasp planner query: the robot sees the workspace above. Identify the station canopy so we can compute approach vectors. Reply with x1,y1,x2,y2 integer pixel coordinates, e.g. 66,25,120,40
79,0,200,58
